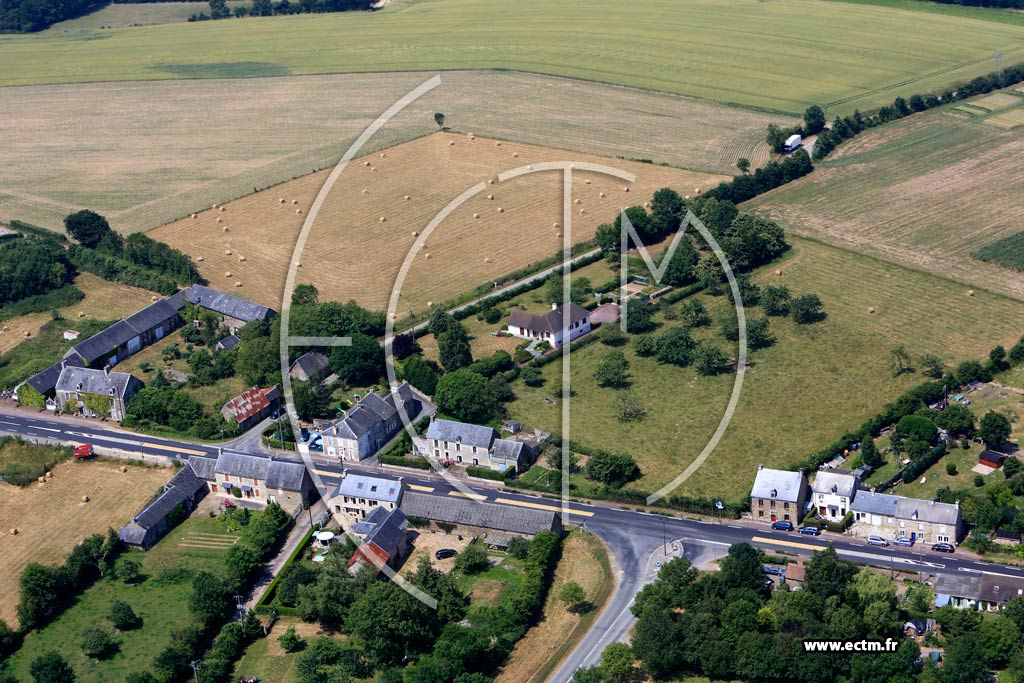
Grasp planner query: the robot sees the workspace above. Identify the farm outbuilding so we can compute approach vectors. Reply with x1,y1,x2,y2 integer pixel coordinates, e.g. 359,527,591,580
400,492,562,545
119,461,208,548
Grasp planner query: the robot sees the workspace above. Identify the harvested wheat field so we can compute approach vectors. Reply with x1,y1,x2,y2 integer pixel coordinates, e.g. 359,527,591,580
0,460,171,626
0,71,778,233
0,274,159,355
749,88,1024,302
152,132,725,314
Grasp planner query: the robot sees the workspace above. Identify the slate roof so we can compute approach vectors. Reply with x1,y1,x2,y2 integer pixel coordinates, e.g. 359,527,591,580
216,334,241,350
214,451,308,492
492,439,525,463
351,506,389,535
812,470,859,498
66,320,140,364
55,366,139,398
128,461,207,531
335,473,402,503
221,386,279,424
164,288,190,310
934,573,982,600
401,491,559,534
289,351,329,379
750,466,807,503
980,574,1024,604
425,419,496,450
326,382,415,440
25,356,84,395
123,300,179,334
507,303,590,335
850,490,900,517
895,497,960,526
980,450,1010,466
187,455,218,481
365,508,407,558
185,285,275,322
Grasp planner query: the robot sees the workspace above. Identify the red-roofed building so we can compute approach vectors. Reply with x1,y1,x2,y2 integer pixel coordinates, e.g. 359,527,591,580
220,385,281,431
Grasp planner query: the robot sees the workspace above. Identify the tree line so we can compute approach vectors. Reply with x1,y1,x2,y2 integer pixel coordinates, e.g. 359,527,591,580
0,0,100,33
188,0,373,22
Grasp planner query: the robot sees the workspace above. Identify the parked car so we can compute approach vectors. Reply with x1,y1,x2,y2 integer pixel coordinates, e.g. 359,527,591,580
762,565,786,576
932,542,955,553
771,520,794,531
309,435,323,452
300,427,310,442
73,444,95,460
867,536,890,546
435,549,458,560
799,526,821,536
894,537,915,547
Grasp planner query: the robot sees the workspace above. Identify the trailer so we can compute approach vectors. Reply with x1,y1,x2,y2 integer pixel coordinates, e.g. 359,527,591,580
74,444,95,460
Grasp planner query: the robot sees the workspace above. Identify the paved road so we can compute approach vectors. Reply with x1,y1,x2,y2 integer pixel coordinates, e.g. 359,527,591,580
2,407,1019,681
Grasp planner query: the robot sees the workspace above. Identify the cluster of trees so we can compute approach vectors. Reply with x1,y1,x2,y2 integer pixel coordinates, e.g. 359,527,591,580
764,106,827,153
16,529,121,632
595,190,791,280
704,150,814,204
583,543,985,683
276,530,562,682
62,210,206,295
0,0,98,32
0,237,75,307
815,64,1024,158
189,0,373,21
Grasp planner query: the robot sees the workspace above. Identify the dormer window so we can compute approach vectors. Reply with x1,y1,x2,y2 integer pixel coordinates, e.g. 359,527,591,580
770,488,778,499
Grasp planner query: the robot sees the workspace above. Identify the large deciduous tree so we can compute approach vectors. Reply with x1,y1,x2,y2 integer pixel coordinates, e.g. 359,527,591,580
64,210,113,249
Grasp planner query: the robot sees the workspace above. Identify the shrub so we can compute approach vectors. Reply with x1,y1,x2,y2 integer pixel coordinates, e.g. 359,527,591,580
975,474,986,488
278,626,305,653
946,462,958,476
107,599,142,631
454,541,490,574
81,625,117,659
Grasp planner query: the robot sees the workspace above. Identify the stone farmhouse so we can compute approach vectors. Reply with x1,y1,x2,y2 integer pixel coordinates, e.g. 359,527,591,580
321,382,420,461
220,385,281,431
414,418,541,473
288,350,331,383
749,465,810,525
347,507,410,575
507,302,591,349
849,490,962,545
54,366,142,421
118,459,209,548
810,470,860,522
329,473,404,521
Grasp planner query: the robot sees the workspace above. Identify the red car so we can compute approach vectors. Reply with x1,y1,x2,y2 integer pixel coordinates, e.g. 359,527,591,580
73,444,95,460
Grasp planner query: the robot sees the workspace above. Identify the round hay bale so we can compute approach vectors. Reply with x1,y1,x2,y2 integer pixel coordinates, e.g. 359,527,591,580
295,262,302,268
9,528,17,536
867,307,876,314
575,198,582,205
24,331,30,338
364,161,372,167
404,194,411,200
219,206,225,213
599,192,606,198
238,256,246,262
967,290,975,297
527,164,533,170
225,272,232,278
216,217,223,224
584,179,591,185
473,213,480,219
412,231,419,237
213,204,219,210
81,495,89,503
380,216,387,223
37,476,44,483
46,471,52,479
424,253,431,260
279,198,285,204
694,188,700,194
292,199,299,205
512,152,519,158
497,207,504,213
223,226,229,233
78,312,86,318
488,179,495,185
151,295,159,302
579,208,587,215
1,326,7,332
449,140,455,146
296,209,303,214
196,256,204,262
484,257,491,263
362,189,369,195
495,141,502,147
191,213,198,219
372,167,378,173
487,194,494,200
556,232,562,238
623,186,630,192
235,281,243,288
225,250,232,255
553,222,560,228
120,466,127,473
774,269,782,276
380,152,386,158
427,301,434,307
644,201,651,208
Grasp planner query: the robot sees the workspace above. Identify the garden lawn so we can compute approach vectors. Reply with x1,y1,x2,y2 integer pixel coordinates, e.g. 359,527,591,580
508,238,1024,502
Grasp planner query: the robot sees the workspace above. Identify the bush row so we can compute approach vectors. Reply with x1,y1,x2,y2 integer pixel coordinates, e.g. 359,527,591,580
902,443,948,484
527,324,604,368
380,453,432,470
815,63,1024,158
0,284,84,321
700,150,814,204
466,465,514,481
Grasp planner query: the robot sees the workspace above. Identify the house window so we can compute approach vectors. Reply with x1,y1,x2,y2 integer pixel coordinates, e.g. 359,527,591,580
758,499,764,507
253,479,259,486
473,458,479,466
783,502,790,510
211,484,218,493
783,514,791,521
770,501,776,509
900,520,906,528
456,455,462,463
919,523,925,531
758,510,764,518
255,489,260,497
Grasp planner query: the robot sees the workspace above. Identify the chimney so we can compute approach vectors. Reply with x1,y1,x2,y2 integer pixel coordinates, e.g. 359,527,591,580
551,303,558,311
103,364,110,377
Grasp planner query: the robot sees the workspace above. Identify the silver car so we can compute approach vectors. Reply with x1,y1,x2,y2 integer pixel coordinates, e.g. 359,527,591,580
867,536,889,547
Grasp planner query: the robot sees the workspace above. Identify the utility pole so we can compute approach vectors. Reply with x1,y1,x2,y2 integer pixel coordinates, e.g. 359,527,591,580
233,594,244,620
995,53,1004,80
189,660,202,683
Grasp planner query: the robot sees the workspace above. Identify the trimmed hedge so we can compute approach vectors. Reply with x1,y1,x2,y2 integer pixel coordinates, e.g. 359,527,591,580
380,454,432,470
466,465,513,481
902,443,948,484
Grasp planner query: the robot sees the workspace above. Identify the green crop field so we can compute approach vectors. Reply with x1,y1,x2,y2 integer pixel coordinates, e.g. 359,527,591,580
1,0,1022,114
748,87,1024,302
975,231,1024,272
508,238,1024,501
